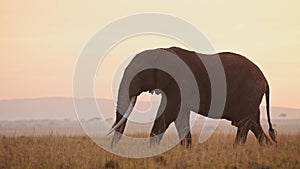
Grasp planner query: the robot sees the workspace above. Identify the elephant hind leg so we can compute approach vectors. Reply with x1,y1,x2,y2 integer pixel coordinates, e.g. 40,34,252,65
249,109,272,145
250,121,271,145
233,122,250,147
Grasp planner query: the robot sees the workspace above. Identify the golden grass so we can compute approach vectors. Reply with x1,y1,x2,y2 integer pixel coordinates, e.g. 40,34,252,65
0,134,299,169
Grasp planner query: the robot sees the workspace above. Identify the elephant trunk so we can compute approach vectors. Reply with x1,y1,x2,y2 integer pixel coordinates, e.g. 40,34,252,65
108,73,141,148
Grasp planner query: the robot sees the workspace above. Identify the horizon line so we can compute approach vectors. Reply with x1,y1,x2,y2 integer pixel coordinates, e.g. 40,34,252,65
0,96,299,110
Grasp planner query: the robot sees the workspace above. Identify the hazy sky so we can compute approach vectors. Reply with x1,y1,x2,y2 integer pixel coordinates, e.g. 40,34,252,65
0,1,299,108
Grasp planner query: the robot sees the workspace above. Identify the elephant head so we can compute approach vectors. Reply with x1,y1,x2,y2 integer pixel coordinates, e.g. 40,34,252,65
107,48,197,148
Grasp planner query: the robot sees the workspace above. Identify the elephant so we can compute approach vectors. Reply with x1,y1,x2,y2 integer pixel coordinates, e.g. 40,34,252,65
108,46,277,148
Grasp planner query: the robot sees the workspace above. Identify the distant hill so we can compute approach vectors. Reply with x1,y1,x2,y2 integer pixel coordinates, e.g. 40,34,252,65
0,97,299,121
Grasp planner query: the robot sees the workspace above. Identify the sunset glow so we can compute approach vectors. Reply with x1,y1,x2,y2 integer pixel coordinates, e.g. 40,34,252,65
1,1,299,108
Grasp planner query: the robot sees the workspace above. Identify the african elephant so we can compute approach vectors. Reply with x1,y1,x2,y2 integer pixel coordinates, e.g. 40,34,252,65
108,46,277,148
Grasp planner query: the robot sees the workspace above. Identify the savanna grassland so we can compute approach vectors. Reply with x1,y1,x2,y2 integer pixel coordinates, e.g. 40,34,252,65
0,134,299,169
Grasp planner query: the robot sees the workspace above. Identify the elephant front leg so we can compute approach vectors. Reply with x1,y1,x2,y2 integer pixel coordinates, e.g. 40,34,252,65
149,82,181,148
180,131,191,149
174,111,192,149
149,114,170,147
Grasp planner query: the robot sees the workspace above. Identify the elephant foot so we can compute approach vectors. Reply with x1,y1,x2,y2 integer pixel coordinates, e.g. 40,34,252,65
265,136,272,146
258,135,273,146
111,132,122,149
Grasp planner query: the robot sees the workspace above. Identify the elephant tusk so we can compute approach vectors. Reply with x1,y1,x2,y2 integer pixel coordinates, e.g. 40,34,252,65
106,97,136,136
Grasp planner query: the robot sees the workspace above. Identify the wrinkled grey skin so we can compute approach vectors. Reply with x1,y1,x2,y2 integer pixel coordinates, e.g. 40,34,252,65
110,47,277,148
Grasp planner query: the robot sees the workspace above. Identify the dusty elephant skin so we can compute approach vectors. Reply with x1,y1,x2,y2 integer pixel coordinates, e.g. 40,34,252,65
109,46,277,148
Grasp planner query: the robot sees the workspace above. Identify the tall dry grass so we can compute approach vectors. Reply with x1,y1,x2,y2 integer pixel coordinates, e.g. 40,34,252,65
0,133,299,169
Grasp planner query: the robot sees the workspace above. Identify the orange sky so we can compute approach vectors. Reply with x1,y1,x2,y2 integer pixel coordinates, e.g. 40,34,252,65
0,1,299,108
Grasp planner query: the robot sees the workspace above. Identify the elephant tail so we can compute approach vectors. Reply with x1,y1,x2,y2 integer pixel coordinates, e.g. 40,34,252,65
265,83,277,144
